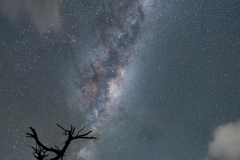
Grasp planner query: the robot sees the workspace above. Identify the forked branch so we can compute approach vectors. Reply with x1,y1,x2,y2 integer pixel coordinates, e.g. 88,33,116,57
26,124,97,160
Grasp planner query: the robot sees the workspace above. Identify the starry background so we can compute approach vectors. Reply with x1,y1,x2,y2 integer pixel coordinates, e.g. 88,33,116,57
1,0,240,160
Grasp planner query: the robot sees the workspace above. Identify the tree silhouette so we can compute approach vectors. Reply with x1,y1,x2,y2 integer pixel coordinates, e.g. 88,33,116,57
26,124,97,160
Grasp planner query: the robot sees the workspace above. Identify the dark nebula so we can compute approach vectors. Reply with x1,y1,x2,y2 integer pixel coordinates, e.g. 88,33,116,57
67,0,145,119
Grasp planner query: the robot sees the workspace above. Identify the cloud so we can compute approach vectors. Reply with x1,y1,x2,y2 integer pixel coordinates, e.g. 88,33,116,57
208,121,240,160
0,0,60,31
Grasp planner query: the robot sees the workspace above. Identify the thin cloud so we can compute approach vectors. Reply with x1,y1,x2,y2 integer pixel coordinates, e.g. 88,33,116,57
0,0,60,31
208,121,240,160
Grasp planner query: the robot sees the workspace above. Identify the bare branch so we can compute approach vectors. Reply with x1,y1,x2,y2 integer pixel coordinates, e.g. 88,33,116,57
27,143,49,160
26,127,59,154
27,124,97,160
77,125,85,136
57,124,66,132
72,127,75,135
55,145,60,152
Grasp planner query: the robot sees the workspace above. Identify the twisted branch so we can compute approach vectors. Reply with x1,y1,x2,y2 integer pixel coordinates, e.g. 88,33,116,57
26,124,97,160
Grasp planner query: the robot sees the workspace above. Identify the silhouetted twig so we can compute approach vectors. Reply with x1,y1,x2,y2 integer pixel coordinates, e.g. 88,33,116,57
26,124,97,160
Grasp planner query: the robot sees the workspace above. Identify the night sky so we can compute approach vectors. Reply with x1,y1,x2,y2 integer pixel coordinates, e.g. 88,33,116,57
1,0,240,160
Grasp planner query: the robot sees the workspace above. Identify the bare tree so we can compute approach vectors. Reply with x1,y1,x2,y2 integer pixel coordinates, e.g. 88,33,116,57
26,124,97,160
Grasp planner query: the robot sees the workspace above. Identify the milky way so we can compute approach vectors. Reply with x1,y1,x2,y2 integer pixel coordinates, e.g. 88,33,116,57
2,0,240,160
63,0,154,159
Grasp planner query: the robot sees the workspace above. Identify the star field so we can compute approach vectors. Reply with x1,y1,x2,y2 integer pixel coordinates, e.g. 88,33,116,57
1,0,240,160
